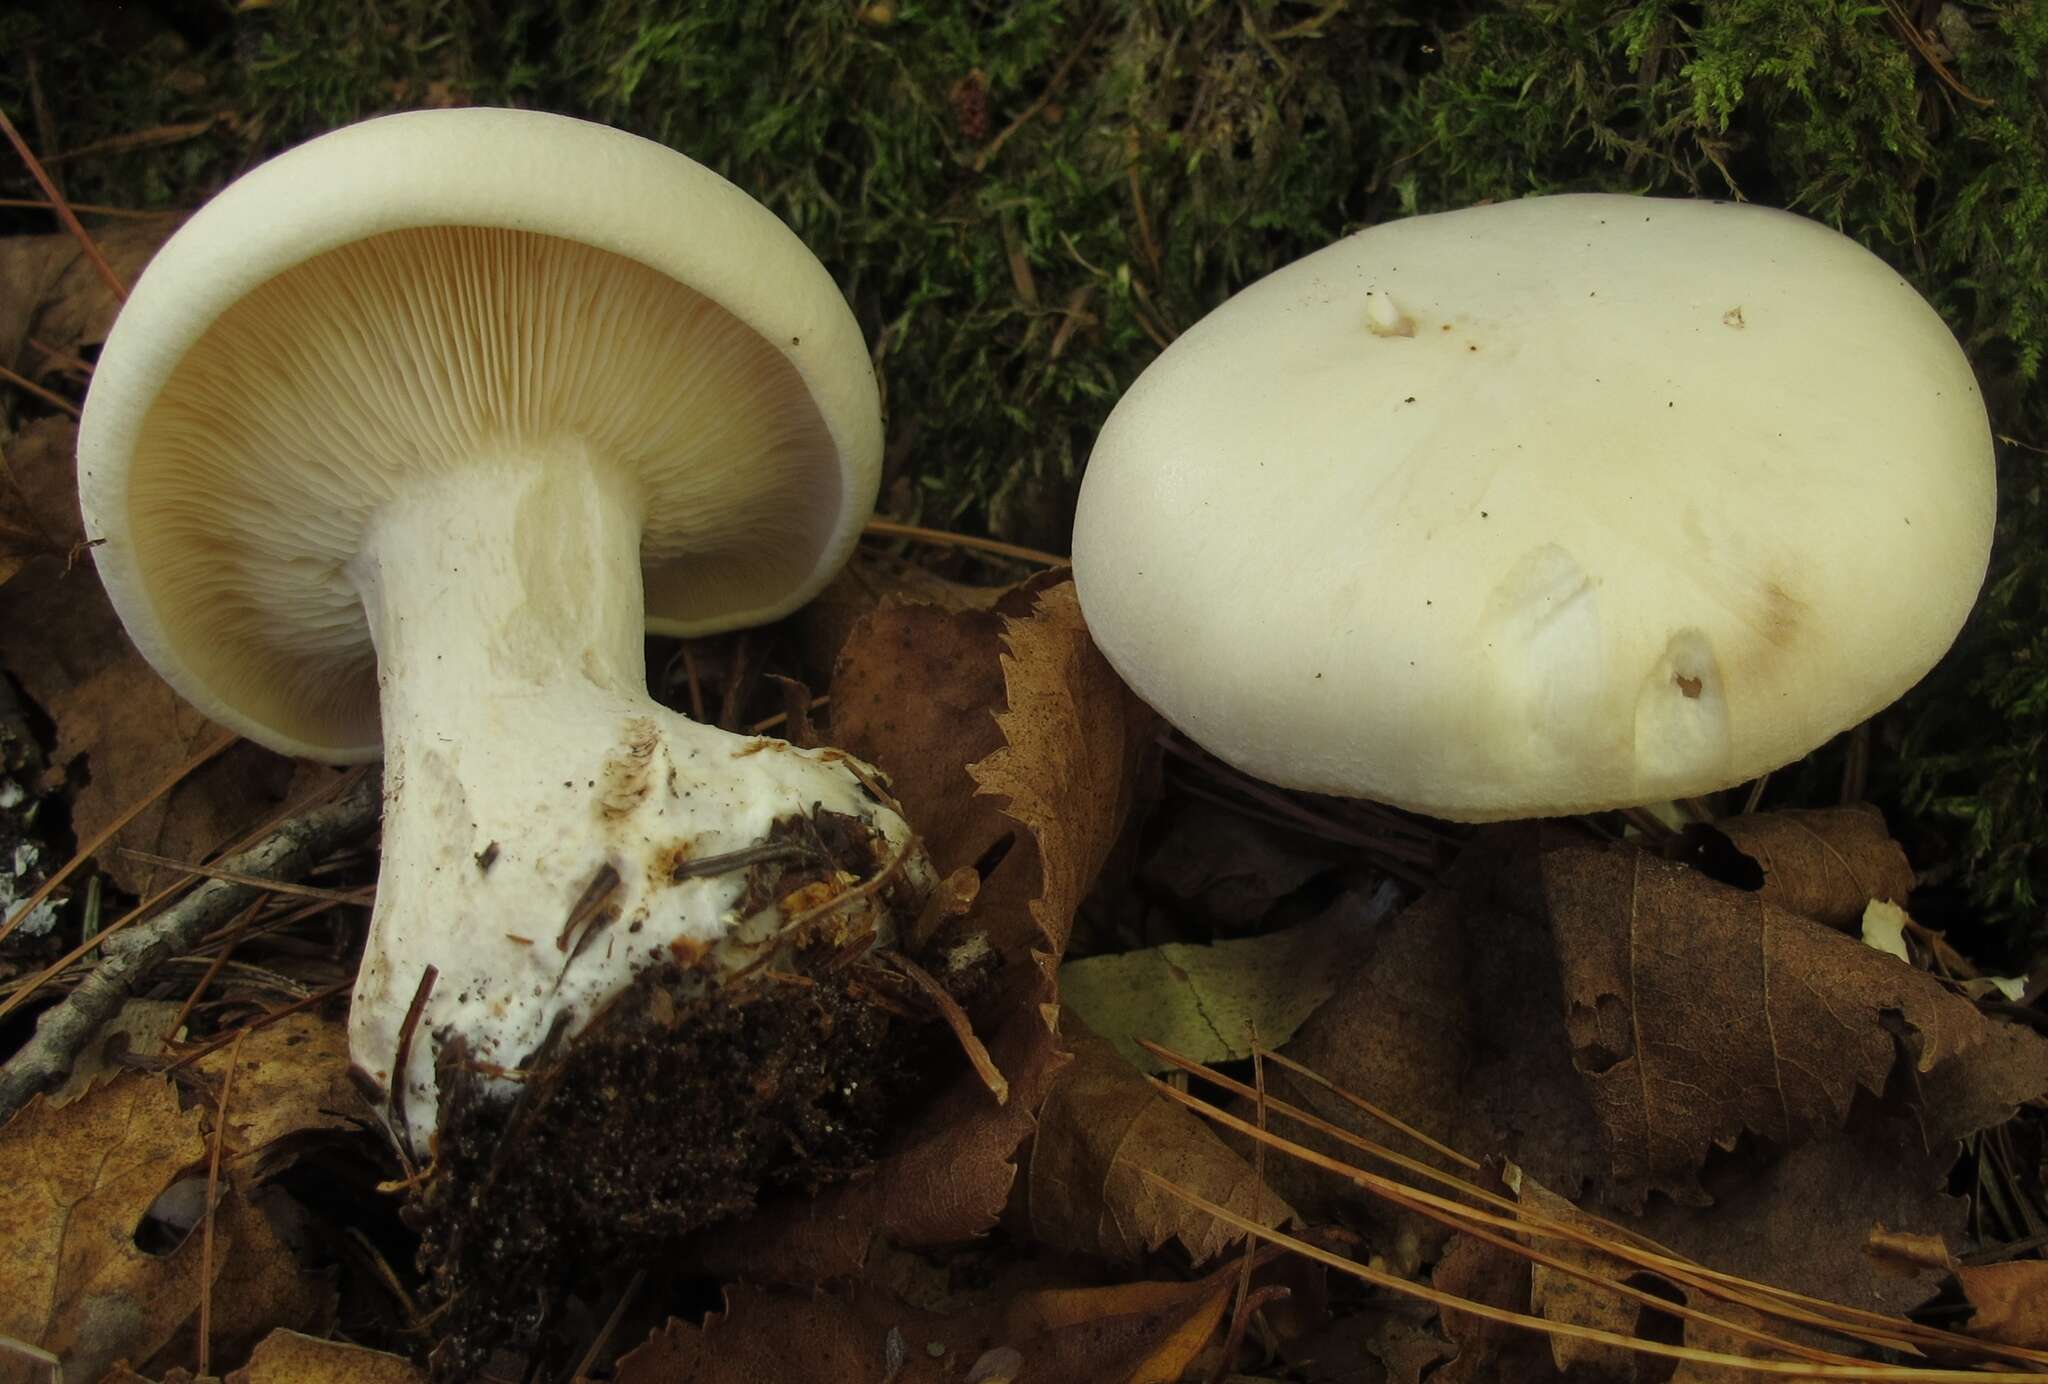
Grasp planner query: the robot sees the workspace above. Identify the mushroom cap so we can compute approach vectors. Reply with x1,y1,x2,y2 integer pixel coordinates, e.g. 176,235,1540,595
1072,194,1997,820
78,108,882,762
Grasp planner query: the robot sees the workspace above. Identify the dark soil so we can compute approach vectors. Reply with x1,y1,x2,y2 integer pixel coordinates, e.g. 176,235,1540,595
403,804,960,1380
411,951,939,1381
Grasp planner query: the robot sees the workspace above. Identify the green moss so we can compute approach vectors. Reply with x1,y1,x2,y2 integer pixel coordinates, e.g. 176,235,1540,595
3,0,2042,947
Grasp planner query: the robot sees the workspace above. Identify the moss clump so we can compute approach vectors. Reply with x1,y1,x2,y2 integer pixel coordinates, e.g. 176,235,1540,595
3,1,2041,942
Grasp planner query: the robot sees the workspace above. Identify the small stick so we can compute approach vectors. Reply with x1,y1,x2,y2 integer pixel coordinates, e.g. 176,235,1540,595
168,899,261,1037
0,772,379,1123
119,847,371,903
163,978,353,1073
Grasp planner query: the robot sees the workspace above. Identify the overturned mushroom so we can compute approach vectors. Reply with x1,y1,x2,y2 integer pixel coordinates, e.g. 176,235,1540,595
76,108,932,1157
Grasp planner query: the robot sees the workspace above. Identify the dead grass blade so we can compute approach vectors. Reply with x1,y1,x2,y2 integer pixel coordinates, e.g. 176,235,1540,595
863,517,1066,566
0,197,168,219
1140,1068,1897,1364
0,763,363,1022
1143,1043,2048,1369
0,361,80,417
894,953,1007,1105
197,1027,247,1378
0,106,130,301
118,847,377,904
39,116,219,164
1141,1172,2048,1381
1247,1044,1483,1172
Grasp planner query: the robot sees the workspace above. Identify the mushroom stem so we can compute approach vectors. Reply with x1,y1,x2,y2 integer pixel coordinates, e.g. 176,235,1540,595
345,444,920,1154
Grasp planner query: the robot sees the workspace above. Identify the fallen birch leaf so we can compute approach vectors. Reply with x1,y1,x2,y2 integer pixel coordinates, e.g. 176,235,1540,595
687,577,1151,1280
1059,882,1396,1073
1025,1018,1295,1263
1543,844,2047,1203
0,222,177,386
1621,1097,1968,1316
614,1271,1233,1384
1255,830,2014,1318
1,418,82,591
141,1185,335,1378
1518,1173,1774,1383
1431,1232,1556,1384
1141,798,1335,931
0,1078,210,1383
790,548,1005,688
0,418,325,896
224,1329,426,1383
1863,1226,1955,1276
1956,1260,2048,1348
46,999,182,1108
1257,833,1605,1230
196,1012,372,1169
1677,805,1913,929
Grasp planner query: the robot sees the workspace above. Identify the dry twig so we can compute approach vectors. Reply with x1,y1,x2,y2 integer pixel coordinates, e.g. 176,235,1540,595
0,772,380,1122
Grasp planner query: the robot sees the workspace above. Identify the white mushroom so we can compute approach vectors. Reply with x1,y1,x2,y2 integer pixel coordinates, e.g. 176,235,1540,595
77,108,925,1154
1073,194,1996,820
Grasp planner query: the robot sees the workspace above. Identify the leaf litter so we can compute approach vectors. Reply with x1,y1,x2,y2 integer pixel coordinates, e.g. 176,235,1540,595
0,173,2044,1384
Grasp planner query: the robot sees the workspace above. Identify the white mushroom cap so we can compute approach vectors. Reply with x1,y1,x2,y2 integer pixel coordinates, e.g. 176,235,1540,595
1073,194,1996,820
78,107,881,762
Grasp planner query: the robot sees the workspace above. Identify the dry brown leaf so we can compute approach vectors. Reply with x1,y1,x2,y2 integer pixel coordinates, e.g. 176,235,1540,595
47,999,182,1108
196,1012,373,1167
1291,1305,1454,1384
1141,798,1334,931
686,576,1151,1280
1,417,82,590
1621,1097,1968,1318
789,548,1006,688
1262,830,1997,1320
0,418,325,895
141,1185,335,1378
613,1272,1232,1384
1677,804,1914,928
224,1330,425,1383
1257,832,1604,1233
1518,1174,1775,1383
0,222,177,384
1863,1226,1956,1276
0,1078,210,1383
0,236,70,377
1431,1232,1557,1384
968,580,1152,966
1955,1261,2048,1348
1024,1017,1295,1263
1543,844,2048,1202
